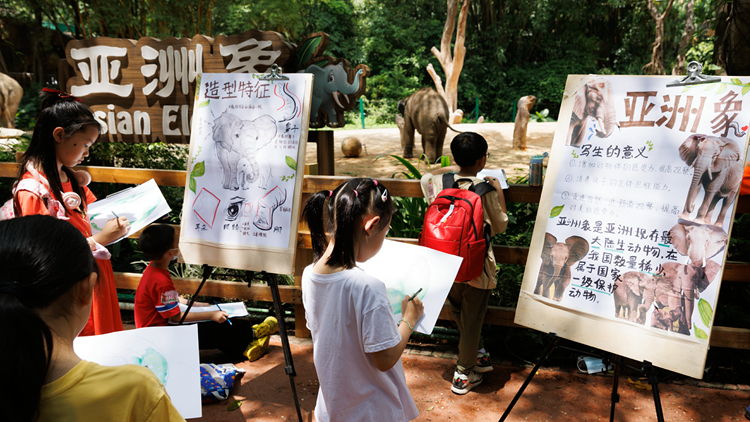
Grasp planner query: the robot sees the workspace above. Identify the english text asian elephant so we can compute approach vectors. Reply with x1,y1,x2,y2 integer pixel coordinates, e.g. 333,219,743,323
212,111,276,191
534,233,589,301
566,77,617,147
395,87,459,163
0,73,22,128
302,62,366,128
678,134,744,227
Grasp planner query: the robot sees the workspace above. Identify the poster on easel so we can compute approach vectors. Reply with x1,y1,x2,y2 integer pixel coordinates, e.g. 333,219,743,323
515,74,750,378
179,72,313,274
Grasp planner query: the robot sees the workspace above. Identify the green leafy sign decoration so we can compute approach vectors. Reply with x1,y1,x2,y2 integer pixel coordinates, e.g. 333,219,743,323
550,205,564,218
189,161,205,194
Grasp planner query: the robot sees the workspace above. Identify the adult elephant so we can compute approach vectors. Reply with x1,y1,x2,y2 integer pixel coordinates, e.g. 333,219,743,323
660,261,721,335
212,111,276,191
0,73,22,128
678,134,743,227
534,233,589,301
566,77,617,147
395,87,459,163
302,62,365,128
613,271,650,322
669,222,727,267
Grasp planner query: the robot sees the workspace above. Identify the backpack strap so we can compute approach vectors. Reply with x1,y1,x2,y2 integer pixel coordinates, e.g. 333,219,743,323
442,173,458,189
452,176,496,197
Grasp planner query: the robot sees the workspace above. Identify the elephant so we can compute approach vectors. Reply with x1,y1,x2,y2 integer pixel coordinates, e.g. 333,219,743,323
237,157,272,190
513,95,536,150
678,134,744,227
395,87,460,163
566,77,617,147
669,222,727,267
534,233,590,301
659,261,721,335
212,111,277,191
301,62,365,128
0,73,23,128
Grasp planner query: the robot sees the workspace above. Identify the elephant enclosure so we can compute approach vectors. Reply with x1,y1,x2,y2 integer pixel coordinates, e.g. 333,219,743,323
305,122,557,180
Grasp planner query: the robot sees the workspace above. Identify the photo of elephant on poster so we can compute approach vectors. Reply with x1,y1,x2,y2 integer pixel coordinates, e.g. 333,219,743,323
212,111,277,191
395,87,460,163
534,233,589,301
669,221,727,267
677,134,744,228
565,77,617,147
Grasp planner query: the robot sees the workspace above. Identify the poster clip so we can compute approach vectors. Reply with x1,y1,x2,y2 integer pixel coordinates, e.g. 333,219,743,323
666,61,720,87
259,64,289,82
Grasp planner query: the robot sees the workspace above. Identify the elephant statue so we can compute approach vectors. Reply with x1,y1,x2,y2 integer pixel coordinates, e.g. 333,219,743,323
395,87,460,163
669,222,727,267
566,77,617,147
678,134,744,227
301,62,366,128
659,261,721,335
534,233,589,301
212,111,276,191
0,73,23,128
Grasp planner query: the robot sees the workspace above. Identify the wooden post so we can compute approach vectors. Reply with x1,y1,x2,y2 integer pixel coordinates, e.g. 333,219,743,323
308,130,335,175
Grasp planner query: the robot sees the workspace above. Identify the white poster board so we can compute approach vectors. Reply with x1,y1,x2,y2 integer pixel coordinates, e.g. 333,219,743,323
358,239,462,334
179,73,313,274
515,75,750,378
74,325,201,419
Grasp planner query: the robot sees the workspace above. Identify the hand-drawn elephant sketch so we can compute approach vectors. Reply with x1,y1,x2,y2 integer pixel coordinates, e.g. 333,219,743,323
669,222,727,267
0,72,23,128
534,233,590,301
237,157,272,190
566,77,617,147
678,134,744,227
301,62,366,127
212,111,276,191
395,87,460,163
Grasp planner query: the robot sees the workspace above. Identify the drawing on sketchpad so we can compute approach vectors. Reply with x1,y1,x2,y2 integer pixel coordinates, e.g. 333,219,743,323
132,347,169,385
254,186,286,230
193,188,221,228
385,254,430,314
89,190,160,231
211,110,277,191
238,157,272,190
225,196,244,221
275,82,301,122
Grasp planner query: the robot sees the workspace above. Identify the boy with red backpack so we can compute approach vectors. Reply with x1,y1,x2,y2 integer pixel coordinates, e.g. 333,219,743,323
420,132,508,394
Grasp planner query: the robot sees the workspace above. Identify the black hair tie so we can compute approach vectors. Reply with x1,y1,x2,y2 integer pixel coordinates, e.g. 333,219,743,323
0,281,21,297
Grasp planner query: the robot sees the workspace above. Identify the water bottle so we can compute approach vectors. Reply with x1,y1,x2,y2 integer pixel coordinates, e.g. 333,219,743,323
529,152,548,186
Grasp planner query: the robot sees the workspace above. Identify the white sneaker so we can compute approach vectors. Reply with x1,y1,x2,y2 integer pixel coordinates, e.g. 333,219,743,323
475,352,494,373
451,370,483,395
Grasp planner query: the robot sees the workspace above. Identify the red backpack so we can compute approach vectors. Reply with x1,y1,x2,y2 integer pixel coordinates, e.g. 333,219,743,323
419,173,495,282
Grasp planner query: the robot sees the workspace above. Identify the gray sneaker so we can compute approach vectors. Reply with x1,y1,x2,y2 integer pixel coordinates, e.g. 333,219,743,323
475,352,494,373
451,370,483,395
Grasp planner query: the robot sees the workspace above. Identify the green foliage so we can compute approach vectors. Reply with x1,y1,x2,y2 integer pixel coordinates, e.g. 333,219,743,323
529,109,556,123
15,82,44,131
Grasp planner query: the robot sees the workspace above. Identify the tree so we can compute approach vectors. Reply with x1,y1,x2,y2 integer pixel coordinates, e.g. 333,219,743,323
643,0,676,75
672,0,696,75
713,0,750,76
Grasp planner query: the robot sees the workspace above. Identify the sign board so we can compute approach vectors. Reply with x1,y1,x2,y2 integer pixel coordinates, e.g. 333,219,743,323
178,73,313,274
515,75,750,378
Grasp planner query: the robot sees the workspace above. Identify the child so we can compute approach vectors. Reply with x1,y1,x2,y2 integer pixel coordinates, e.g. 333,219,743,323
11,88,128,336
135,224,278,361
0,215,185,422
420,132,508,394
301,178,425,422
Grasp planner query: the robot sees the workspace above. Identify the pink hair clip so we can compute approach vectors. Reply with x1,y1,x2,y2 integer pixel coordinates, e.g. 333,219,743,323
373,180,378,186
353,190,359,197
328,190,333,197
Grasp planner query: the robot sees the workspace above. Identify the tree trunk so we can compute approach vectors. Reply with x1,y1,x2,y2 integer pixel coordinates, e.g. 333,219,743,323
714,0,750,76
430,0,470,114
643,0,675,75
672,0,696,75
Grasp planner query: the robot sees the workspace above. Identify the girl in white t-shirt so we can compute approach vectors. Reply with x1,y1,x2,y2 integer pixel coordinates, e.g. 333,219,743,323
301,178,424,422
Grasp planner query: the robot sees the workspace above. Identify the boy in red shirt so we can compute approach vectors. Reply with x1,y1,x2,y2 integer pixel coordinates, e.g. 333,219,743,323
135,225,277,361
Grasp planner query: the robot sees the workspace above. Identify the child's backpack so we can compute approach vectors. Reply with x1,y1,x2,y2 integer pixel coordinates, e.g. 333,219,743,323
419,173,495,282
0,178,61,221
199,363,245,403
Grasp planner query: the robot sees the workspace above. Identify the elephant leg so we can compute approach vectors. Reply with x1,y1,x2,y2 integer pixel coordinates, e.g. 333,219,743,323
434,125,448,163
714,193,736,228
421,125,439,163
217,148,233,189
694,188,716,223
534,270,546,295
402,118,416,158
701,193,724,225
322,99,338,126
551,277,569,301
683,290,696,331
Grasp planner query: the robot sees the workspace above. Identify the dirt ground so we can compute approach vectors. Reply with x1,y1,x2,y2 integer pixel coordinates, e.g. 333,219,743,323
304,122,557,180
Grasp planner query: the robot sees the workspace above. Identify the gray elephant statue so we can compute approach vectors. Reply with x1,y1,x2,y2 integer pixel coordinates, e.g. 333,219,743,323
566,77,617,147
659,261,721,334
0,73,23,128
534,233,590,301
212,111,277,191
669,222,727,267
395,87,459,163
301,62,366,128
678,134,744,227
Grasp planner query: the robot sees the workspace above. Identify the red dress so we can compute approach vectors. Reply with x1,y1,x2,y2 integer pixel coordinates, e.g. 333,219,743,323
16,172,123,335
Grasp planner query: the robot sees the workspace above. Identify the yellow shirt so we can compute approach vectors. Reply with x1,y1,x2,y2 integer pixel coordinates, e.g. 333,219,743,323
420,172,509,290
39,361,185,422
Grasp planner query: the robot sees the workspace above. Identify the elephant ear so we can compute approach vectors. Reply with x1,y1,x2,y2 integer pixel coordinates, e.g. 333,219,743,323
694,260,722,292
711,137,741,173
669,223,688,256
623,272,641,295
706,225,728,258
541,233,557,262
571,84,587,120
252,115,278,151
213,112,241,150
565,236,589,265
599,80,617,136
678,134,706,167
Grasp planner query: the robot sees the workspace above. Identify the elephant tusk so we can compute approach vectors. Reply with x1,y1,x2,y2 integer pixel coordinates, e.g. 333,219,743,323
333,91,345,109
702,256,706,268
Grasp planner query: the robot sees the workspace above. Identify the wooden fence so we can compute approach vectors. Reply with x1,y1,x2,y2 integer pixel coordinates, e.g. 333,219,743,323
1,162,749,350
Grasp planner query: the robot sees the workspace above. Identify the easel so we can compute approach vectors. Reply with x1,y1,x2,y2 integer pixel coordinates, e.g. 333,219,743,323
498,333,666,422
180,265,304,422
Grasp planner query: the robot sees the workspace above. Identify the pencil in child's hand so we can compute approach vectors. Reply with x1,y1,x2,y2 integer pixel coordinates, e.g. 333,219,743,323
213,300,233,325
112,211,121,228
408,288,423,302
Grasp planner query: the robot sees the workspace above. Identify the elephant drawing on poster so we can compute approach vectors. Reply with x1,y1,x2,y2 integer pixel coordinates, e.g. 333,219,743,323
212,111,277,191
534,233,589,301
0,73,22,128
678,134,744,227
302,62,365,127
658,261,721,334
669,222,727,267
566,78,617,147
395,87,460,163
237,157,272,190
613,271,654,323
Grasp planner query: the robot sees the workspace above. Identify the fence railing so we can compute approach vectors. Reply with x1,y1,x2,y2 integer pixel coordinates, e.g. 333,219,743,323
1,162,748,349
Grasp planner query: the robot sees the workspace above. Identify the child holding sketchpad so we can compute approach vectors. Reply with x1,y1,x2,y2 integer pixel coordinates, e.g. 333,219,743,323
420,132,509,395
134,224,277,361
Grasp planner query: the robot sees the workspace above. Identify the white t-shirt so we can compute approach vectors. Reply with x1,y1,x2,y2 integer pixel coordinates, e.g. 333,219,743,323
302,265,419,422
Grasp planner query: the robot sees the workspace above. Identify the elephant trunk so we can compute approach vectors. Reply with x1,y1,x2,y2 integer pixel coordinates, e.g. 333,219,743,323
685,162,708,213
338,69,363,96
